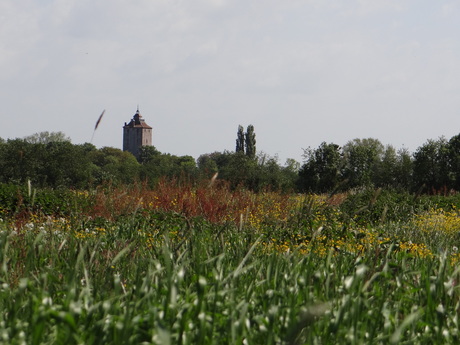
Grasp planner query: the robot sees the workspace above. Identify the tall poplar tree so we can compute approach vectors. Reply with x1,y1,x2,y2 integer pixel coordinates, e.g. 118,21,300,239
245,125,256,159
236,125,245,154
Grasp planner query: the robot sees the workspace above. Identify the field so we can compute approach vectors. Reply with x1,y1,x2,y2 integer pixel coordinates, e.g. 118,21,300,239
1,181,460,344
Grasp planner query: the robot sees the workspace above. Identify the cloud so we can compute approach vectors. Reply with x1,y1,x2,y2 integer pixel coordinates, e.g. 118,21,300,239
1,0,460,162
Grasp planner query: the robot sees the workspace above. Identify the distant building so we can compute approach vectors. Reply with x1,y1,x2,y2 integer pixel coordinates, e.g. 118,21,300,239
123,107,152,158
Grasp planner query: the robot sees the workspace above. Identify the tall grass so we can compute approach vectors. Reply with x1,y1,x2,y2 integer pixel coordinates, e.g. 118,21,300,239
2,183,460,343
1,213,460,344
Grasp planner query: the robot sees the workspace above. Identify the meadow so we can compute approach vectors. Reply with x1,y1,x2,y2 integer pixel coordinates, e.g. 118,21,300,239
1,181,460,344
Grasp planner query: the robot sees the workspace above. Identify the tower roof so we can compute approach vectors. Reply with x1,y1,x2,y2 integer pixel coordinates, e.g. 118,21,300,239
123,108,152,129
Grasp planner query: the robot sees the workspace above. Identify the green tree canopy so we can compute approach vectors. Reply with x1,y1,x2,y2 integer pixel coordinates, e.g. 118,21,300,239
447,133,460,190
89,147,140,185
139,151,198,185
23,131,71,144
138,146,161,164
413,137,451,192
236,125,245,154
342,138,384,188
0,139,93,188
245,125,256,159
298,142,342,193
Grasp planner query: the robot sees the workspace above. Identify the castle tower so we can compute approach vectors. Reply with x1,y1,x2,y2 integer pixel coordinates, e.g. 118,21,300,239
123,107,153,158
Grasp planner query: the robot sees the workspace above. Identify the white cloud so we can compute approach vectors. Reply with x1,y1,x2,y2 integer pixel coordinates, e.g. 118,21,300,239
441,1,460,17
1,0,460,162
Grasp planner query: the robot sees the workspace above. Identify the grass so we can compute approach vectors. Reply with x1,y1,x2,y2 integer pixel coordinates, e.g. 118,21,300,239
1,183,460,344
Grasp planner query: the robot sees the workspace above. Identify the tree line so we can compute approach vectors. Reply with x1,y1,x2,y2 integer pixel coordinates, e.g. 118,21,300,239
1,129,460,194
299,135,460,194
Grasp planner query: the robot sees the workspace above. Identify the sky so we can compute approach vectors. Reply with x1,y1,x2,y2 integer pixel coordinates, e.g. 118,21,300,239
1,0,460,165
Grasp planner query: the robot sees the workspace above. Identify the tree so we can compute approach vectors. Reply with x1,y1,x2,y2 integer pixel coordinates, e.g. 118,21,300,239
341,138,384,188
245,125,256,159
201,151,256,190
200,150,296,191
0,139,94,188
89,147,140,185
0,139,38,184
413,137,451,192
138,146,161,164
285,158,300,173
394,148,413,190
177,155,198,179
23,131,71,144
197,153,219,178
280,159,300,192
298,142,342,193
254,153,298,192
448,133,460,190
39,141,93,188
374,145,398,188
236,125,245,154
139,150,198,185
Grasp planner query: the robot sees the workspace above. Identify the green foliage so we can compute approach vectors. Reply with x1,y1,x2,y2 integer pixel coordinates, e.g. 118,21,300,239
4,182,460,342
413,137,451,192
197,153,219,178
299,139,417,193
0,183,25,215
342,138,385,188
89,147,140,185
245,125,256,159
43,142,94,188
6,128,460,195
374,145,398,187
0,183,94,218
299,142,342,193
216,151,258,189
140,152,197,185
0,139,93,188
336,187,460,229
23,131,71,144
2,200,460,344
236,125,245,153
448,134,460,190
137,145,161,164
393,147,413,190
0,139,34,184
202,151,298,192
337,188,427,226
0,135,200,189
255,153,298,192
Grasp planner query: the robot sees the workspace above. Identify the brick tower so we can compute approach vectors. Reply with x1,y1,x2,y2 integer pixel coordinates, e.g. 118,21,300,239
123,107,152,158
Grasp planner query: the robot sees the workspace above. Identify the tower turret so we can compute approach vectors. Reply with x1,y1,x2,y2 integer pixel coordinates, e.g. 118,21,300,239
123,107,153,158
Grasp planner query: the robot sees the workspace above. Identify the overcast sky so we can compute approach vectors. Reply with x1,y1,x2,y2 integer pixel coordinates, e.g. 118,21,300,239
1,0,460,164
